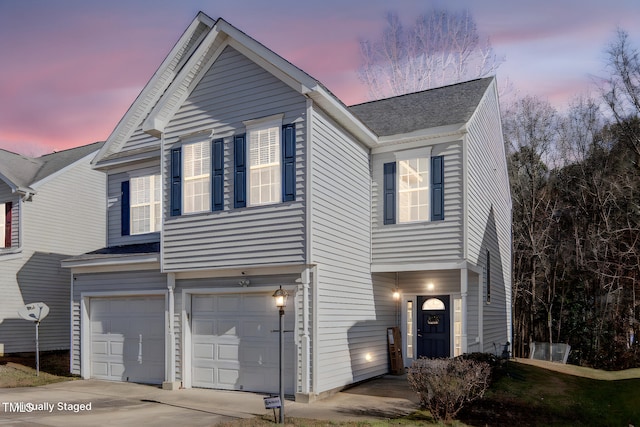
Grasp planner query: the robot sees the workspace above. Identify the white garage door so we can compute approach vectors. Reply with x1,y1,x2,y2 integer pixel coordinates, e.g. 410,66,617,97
90,296,165,384
191,293,294,394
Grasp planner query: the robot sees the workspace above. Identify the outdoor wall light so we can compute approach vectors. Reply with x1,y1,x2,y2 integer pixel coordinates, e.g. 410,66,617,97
427,283,435,291
392,289,401,300
273,286,288,310
365,353,373,362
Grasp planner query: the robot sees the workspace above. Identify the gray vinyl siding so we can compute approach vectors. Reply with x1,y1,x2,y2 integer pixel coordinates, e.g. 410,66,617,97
162,45,307,271
70,269,166,375
310,108,394,393
0,155,105,353
465,83,512,348
107,164,161,247
371,141,465,265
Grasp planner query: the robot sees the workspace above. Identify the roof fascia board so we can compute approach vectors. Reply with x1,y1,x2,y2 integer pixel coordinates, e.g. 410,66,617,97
308,87,378,148
93,13,215,165
61,254,160,269
143,27,226,136
371,124,465,154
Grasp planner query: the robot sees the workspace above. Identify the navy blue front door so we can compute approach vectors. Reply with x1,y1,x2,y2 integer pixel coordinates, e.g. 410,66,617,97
417,295,450,358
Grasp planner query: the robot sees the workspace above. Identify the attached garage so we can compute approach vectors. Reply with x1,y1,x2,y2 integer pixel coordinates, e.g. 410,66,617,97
89,296,165,384
189,292,295,394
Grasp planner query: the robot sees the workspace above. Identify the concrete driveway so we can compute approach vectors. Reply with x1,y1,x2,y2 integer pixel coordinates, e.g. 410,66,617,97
0,375,419,426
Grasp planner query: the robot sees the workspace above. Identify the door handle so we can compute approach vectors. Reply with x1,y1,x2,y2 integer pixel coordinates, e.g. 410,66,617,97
137,334,143,364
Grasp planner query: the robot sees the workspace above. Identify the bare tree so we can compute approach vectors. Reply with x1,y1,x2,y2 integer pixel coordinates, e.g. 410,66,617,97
602,28,640,158
358,9,503,100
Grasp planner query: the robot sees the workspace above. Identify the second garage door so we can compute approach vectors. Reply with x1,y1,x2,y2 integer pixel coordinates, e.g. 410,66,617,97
191,293,294,394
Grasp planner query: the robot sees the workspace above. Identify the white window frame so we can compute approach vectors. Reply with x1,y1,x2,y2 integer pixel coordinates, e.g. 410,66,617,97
183,140,211,214
130,174,161,235
245,115,282,207
395,147,432,223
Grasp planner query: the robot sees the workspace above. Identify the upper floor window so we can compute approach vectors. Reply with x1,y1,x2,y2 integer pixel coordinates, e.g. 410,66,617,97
0,202,12,248
183,141,211,214
398,158,429,222
383,153,444,225
130,175,160,235
249,122,281,206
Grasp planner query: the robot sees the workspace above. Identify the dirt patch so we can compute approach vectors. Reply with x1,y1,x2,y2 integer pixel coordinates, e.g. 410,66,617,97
0,351,77,388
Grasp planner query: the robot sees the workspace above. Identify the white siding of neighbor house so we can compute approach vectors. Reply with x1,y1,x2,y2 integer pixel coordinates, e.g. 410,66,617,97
310,107,395,394
465,81,512,348
107,162,161,247
0,155,106,353
70,269,166,375
371,140,465,266
162,45,307,271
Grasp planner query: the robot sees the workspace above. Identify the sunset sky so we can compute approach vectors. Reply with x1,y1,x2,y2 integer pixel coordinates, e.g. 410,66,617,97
1,0,639,156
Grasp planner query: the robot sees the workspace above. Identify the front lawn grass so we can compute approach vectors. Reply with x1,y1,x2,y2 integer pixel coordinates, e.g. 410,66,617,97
459,361,640,426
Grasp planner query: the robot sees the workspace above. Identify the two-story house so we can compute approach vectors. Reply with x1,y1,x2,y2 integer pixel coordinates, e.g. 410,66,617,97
0,142,105,355
62,12,511,401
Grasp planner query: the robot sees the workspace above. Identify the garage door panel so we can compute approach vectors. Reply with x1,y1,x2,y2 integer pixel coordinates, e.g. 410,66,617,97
191,293,294,394
90,296,164,384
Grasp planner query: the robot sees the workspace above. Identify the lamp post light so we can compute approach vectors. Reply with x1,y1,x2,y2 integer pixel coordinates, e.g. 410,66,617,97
272,286,288,424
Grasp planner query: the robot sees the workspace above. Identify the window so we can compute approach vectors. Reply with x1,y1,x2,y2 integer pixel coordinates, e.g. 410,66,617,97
383,154,444,224
249,123,280,206
486,250,491,303
130,175,160,234
399,158,429,222
0,202,11,248
183,141,211,214
406,300,414,359
454,297,462,357
233,121,296,209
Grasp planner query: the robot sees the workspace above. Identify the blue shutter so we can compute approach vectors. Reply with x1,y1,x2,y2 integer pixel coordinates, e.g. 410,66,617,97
431,155,444,221
383,162,396,225
171,148,182,216
234,134,246,208
212,138,224,211
121,181,130,236
281,124,296,202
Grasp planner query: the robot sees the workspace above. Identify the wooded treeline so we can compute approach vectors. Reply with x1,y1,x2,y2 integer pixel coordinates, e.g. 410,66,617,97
503,30,640,369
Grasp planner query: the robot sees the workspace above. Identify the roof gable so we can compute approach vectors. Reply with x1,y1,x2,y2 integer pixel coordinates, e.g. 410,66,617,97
0,141,104,193
93,12,216,166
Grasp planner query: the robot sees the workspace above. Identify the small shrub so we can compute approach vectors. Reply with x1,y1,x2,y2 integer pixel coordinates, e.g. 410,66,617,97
407,357,491,423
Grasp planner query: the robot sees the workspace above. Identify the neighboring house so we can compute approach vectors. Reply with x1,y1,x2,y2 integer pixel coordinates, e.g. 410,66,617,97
0,142,105,355
62,12,511,401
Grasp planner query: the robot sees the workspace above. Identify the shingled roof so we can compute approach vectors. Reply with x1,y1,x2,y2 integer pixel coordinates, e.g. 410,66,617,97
348,77,493,137
0,141,104,193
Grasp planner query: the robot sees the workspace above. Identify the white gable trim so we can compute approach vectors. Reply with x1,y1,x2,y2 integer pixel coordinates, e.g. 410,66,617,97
93,13,215,166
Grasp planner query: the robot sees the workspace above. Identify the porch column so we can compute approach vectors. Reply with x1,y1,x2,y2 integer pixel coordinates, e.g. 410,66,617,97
460,268,468,354
163,273,178,390
299,267,311,396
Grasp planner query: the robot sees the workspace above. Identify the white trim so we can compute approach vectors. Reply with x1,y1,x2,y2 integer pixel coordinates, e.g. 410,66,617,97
80,290,167,381
61,254,160,269
243,113,284,128
372,260,467,273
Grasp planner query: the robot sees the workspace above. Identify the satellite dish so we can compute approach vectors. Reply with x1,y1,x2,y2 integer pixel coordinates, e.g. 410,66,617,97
18,302,49,323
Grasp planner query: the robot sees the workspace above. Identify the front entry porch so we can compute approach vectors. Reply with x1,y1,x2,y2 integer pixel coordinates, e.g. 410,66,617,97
379,267,484,367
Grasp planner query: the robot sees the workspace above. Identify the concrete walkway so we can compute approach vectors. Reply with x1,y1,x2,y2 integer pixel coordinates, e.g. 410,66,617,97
0,375,419,426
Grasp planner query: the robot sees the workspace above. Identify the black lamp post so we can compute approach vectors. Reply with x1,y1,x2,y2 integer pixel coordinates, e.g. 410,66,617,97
272,286,288,424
